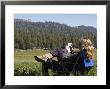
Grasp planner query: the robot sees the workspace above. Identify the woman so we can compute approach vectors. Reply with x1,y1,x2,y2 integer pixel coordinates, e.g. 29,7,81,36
34,44,68,62
34,43,75,62
79,38,95,70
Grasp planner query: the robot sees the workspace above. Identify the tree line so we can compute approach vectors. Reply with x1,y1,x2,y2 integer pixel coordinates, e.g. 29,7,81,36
14,19,97,50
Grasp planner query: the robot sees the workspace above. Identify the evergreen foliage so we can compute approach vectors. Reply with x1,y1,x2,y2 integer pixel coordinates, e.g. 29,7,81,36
14,19,97,49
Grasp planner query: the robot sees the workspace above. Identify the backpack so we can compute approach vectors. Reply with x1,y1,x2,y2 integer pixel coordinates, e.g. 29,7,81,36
82,49,94,68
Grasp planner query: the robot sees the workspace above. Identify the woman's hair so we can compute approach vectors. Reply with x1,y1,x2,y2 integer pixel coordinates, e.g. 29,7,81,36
86,39,92,46
79,39,86,49
79,38,92,49
79,38,94,59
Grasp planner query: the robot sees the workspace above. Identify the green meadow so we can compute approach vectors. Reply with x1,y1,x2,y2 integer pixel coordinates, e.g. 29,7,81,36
14,49,97,76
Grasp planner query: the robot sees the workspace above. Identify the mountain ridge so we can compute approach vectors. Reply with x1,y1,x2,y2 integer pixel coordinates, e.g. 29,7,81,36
14,18,97,49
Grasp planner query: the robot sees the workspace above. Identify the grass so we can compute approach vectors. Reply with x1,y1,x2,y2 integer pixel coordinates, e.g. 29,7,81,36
14,62,42,76
15,49,48,62
14,49,47,76
14,49,97,76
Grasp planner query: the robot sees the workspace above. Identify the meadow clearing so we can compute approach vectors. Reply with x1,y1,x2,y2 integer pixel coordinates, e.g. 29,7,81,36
14,49,97,76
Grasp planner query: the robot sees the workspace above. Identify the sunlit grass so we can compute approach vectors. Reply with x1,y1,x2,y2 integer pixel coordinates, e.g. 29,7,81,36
14,49,97,76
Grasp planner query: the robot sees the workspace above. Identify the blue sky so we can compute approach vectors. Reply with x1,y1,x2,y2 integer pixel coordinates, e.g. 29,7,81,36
14,14,97,28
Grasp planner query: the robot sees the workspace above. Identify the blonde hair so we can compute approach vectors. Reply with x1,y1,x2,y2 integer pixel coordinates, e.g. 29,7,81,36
79,39,87,49
86,39,92,46
79,38,94,59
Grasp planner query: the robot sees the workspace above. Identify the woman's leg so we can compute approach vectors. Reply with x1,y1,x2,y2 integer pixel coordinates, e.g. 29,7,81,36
35,53,54,62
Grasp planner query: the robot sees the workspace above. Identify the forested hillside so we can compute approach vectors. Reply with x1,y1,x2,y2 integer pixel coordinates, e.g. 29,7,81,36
14,19,97,49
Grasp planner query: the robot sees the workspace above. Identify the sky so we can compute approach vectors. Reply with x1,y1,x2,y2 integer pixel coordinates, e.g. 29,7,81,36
14,14,97,28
